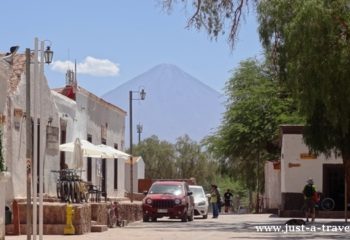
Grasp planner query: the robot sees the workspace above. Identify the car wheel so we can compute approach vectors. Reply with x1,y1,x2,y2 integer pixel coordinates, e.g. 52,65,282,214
203,214,208,219
143,216,149,222
181,213,188,222
151,217,157,222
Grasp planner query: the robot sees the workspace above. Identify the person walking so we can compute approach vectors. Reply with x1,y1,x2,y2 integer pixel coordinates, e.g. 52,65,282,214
224,189,233,213
210,184,220,218
303,178,317,222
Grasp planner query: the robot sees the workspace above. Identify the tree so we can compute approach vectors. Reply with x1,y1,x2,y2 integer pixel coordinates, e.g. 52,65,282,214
258,0,350,202
133,134,219,186
133,135,176,179
205,59,302,194
174,135,218,185
160,0,256,49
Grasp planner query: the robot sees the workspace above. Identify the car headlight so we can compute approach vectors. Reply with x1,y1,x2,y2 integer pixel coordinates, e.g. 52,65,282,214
145,198,152,204
198,201,206,206
174,198,182,205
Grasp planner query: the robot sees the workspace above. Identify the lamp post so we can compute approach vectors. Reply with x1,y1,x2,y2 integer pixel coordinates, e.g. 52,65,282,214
25,37,53,240
129,89,145,202
136,123,143,144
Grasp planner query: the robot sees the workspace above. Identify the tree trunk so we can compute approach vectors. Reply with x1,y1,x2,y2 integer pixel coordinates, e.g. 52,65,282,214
248,190,253,213
342,152,350,222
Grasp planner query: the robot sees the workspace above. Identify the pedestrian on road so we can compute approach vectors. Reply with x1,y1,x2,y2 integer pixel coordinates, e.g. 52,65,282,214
210,184,220,218
302,178,317,222
224,189,233,213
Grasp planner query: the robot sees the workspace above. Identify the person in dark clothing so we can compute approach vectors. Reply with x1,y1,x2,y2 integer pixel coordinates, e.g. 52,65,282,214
224,189,233,213
303,178,317,222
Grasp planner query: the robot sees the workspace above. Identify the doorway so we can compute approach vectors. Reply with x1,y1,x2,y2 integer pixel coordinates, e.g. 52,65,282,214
101,138,107,198
323,164,344,210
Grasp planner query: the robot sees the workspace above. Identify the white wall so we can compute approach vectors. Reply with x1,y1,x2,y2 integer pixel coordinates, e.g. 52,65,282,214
0,61,8,113
125,157,145,193
137,158,145,180
281,134,342,193
2,58,127,201
5,68,60,200
77,89,126,198
264,161,281,209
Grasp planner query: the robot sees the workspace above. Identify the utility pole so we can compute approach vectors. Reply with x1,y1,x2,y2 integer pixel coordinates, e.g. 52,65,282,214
25,48,32,240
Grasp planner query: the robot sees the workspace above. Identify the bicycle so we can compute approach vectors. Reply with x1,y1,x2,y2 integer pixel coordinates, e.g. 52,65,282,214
314,192,335,211
52,169,88,203
319,197,335,211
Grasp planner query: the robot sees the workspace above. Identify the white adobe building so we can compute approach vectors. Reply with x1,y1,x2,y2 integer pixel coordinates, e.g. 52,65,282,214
265,125,344,212
0,53,139,204
124,156,145,193
53,72,128,198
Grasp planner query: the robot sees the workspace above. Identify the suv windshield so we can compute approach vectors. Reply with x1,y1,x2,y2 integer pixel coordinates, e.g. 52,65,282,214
149,184,184,196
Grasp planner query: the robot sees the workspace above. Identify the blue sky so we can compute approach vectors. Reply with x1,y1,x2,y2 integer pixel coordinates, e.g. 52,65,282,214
1,0,262,96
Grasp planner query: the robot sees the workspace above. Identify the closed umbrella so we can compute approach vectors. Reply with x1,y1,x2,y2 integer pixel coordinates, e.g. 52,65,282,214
73,138,83,169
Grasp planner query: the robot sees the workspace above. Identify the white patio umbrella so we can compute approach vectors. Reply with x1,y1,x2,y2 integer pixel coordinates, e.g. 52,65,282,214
97,144,130,159
59,138,110,158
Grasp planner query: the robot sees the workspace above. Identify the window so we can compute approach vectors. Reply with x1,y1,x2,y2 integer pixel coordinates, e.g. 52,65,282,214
87,134,92,182
101,138,106,197
60,128,66,170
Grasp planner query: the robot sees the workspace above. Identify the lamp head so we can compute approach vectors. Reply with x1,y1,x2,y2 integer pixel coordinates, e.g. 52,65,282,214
140,89,146,100
44,46,53,64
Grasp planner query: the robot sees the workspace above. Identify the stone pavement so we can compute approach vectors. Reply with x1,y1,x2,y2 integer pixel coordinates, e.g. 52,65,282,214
4,214,350,240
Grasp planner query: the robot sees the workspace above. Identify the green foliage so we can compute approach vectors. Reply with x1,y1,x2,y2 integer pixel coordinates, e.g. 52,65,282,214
215,175,247,198
258,0,350,157
160,0,254,49
132,134,219,186
174,135,218,186
132,135,176,179
0,129,6,172
205,59,303,192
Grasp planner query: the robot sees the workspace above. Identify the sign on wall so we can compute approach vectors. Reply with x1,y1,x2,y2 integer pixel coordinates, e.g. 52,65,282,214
46,126,59,154
300,153,317,160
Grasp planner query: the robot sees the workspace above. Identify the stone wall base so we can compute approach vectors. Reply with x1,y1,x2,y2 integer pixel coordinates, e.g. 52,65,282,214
5,200,142,235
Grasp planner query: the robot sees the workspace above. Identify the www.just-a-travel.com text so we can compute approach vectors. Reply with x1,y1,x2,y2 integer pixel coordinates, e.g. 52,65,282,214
255,224,350,233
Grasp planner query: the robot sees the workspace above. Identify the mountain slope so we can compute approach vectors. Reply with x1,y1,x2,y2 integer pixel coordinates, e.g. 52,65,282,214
102,64,224,144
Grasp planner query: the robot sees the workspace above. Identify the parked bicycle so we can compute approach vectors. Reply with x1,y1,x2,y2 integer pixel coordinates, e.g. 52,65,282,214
315,192,335,211
51,169,89,203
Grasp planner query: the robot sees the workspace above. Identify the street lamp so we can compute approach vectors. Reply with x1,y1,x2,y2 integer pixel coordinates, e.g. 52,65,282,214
25,38,53,240
43,46,53,64
129,88,146,202
137,123,143,144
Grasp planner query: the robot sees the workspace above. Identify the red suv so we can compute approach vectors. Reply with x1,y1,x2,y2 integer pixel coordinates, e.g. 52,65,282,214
142,181,194,222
